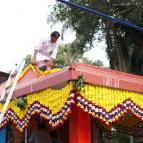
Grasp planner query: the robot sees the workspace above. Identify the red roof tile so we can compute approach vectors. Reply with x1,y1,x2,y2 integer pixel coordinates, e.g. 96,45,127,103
1,62,143,98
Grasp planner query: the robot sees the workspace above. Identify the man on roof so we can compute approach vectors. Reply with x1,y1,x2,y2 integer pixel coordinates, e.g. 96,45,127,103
32,31,60,71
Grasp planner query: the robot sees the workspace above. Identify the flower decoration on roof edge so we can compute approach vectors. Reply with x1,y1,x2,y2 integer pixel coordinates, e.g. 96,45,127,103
74,74,85,92
15,97,27,110
0,65,143,134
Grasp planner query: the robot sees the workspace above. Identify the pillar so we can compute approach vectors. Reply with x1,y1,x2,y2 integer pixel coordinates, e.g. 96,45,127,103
69,105,91,143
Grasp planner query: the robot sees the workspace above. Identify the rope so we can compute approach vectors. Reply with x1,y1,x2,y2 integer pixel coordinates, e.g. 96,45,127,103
57,0,143,31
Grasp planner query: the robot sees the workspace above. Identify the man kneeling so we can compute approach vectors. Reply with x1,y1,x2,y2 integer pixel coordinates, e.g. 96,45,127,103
32,31,60,72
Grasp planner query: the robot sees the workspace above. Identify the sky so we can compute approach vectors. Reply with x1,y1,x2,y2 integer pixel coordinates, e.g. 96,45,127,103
0,0,109,72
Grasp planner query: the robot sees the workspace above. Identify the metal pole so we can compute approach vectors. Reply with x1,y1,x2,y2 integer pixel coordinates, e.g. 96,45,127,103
57,0,143,31
130,136,134,143
25,128,28,143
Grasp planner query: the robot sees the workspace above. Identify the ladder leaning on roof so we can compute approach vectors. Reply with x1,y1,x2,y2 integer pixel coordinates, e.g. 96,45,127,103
0,65,17,101
0,59,25,125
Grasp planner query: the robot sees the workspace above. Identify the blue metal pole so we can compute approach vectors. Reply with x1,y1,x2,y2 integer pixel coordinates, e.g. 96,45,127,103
57,0,143,31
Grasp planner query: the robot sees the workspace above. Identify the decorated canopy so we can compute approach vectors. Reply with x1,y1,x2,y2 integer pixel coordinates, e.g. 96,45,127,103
0,63,143,134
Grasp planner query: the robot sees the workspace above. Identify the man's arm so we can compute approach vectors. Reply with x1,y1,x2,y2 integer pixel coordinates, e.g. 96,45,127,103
32,39,43,65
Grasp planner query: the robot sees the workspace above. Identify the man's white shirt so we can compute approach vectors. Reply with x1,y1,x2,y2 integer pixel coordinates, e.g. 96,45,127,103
35,38,59,61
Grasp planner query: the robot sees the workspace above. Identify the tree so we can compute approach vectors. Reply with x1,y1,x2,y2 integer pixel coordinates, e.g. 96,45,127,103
54,44,82,68
54,44,104,68
50,0,143,75
23,54,32,70
106,0,143,75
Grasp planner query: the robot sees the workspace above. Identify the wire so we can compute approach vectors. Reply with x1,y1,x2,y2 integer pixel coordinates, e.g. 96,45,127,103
57,0,143,31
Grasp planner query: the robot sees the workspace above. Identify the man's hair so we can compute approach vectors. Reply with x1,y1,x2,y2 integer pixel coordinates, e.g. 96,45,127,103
49,130,58,139
51,31,60,37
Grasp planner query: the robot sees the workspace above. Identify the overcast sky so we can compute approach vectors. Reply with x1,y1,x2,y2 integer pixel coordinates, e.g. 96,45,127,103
0,0,109,72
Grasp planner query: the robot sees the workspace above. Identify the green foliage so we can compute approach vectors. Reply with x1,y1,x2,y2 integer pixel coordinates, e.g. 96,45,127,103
23,54,32,70
15,97,27,110
82,57,104,67
52,0,107,52
54,43,83,68
51,0,143,75
54,44,104,68
74,74,85,91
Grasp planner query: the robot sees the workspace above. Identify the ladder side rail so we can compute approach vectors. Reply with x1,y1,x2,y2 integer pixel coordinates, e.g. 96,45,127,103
0,60,25,125
0,66,16,100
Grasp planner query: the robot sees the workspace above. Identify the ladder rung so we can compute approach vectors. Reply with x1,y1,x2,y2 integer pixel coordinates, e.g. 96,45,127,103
0,59,25,125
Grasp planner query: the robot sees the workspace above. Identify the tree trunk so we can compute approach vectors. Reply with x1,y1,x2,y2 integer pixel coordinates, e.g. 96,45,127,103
113,29,127,72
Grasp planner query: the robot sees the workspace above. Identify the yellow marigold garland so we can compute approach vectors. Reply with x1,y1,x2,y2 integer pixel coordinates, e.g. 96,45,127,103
19,64,61,80
79,84,143,112
1,79,143,132
0,82,73,119
0,82,74,132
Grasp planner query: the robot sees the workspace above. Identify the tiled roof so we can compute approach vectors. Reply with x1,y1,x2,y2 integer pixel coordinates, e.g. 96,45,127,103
0,62,143,98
